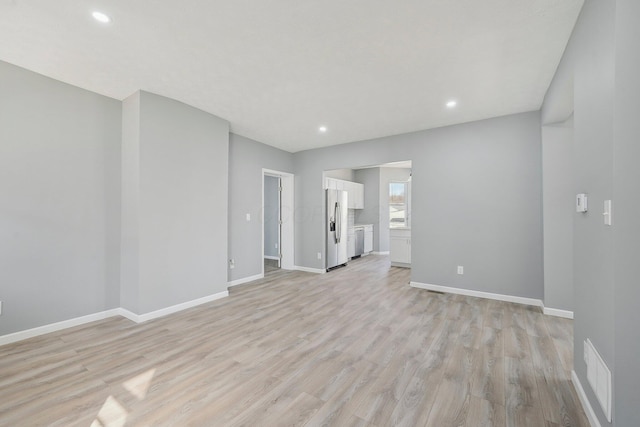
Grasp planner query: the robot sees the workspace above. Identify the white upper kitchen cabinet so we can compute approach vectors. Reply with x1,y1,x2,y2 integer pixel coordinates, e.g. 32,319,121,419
324,178,364,209
352,182,364,209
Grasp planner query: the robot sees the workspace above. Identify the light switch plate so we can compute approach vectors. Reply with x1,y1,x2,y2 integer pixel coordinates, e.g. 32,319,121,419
603,200,612,226
576,193,588,213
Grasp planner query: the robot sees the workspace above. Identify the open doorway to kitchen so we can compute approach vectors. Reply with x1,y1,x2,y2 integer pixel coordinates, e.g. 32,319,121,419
262,169,294,276
322,161,412,271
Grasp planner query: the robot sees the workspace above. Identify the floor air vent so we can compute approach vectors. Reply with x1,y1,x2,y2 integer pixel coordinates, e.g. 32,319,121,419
584,339,612,422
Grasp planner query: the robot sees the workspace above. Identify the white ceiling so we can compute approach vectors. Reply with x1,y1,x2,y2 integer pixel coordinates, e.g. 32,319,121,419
0,0,583,153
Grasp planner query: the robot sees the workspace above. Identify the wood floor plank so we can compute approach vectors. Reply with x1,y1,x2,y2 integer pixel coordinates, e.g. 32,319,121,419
505,356,539,410
268,391,324,427
0,255,588,426
422,334,476,427
386,319,461,426
465,396,506,427
471,327,505,406
528,334,590,426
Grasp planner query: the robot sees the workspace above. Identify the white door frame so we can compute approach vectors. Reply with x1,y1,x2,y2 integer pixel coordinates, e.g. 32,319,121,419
262,169,295,274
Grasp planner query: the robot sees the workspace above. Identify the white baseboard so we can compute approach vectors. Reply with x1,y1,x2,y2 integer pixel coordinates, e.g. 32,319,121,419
0,291,230,346
0,308,121,347
572,370,602,427
113,307,139,323
543,306,574,319
263,255,280,261
410,281,543,308
132,291,229,323
294,265,326,274
372,251,390,255
410,282,577,320
228,273,264,288
391,262,411,268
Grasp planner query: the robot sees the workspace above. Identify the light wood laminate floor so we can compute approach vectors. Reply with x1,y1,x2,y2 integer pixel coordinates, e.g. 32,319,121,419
0,255,588,426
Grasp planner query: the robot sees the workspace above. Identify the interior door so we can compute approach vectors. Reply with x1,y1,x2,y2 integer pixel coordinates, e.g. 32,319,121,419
264,175,281,271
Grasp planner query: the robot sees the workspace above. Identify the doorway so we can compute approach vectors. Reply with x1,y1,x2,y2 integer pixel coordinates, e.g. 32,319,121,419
262,169,294,276
264,175,281,272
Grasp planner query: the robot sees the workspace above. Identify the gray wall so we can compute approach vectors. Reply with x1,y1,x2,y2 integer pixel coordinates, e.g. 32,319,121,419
264,175,280,258
122,91,230,314
228,134,294,282
541,118,574,312
0,61,121,335
543,2,640,424
613,0,640,425
571,3,615,425
354,168,381,251
542,2,615,425
121,92,141,312
294,112,543,299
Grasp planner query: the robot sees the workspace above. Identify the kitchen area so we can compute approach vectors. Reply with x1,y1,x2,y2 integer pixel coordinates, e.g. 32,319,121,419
324,162,411,271
324,176,374,270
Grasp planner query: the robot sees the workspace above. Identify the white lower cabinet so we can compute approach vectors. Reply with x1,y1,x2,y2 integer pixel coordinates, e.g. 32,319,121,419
390,229,411,267
363,225,373,253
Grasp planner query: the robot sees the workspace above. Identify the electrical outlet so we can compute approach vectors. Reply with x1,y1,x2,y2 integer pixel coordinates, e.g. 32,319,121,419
275,243,278,249
457,266,464,275
317,252,322,260
229,259,235,269
245,213,251,222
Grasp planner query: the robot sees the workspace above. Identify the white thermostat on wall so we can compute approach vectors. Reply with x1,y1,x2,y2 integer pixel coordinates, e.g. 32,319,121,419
576,193,588,213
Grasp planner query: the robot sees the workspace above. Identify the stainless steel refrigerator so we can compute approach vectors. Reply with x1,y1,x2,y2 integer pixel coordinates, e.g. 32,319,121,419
326,189,349,271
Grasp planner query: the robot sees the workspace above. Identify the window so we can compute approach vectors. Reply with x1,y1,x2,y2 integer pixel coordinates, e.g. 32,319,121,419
389,181,409,228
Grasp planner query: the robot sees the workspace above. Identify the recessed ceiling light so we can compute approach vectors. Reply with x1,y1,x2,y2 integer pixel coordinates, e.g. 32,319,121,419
318,126,327,133
92,11,111,23
446,100,457,108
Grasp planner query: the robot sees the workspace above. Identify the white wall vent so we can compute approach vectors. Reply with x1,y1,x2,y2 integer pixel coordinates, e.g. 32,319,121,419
585,339,612,422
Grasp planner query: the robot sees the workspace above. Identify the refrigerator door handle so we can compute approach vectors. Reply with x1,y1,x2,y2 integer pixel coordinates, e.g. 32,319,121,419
333,202,340,243
335,202,341,243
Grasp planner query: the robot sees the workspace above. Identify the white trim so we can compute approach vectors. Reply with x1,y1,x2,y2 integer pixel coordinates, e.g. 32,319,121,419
543,306,574,319
294,265,326,274
572,370,602,427
133,291,229,323
410,281,543,308
391,262,411,268
262,169,295,275
372,251,390,255
410,282,577,319
114,307,139,323
279,174,295,271
0,308,121,346
263,255,280,261
0,291,230,346
228,273,264,287
263,168,291,177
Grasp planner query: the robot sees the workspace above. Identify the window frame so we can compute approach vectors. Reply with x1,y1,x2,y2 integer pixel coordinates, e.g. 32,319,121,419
389,180,410,229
